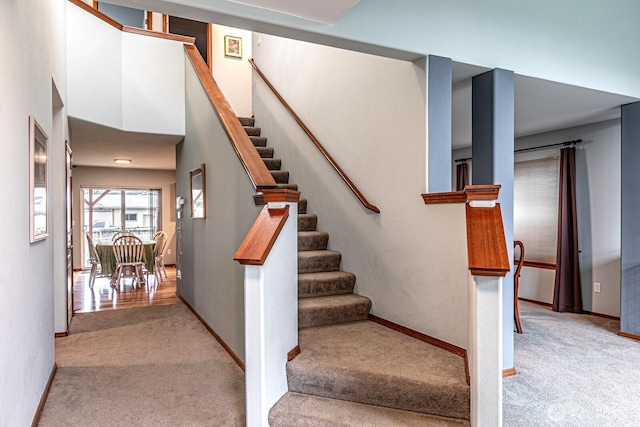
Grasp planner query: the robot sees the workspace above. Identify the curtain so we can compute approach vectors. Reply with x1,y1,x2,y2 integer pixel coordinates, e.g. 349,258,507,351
456,162,469,191
553,147,582,313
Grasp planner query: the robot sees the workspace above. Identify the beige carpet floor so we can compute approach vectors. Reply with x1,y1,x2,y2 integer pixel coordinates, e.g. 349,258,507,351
39,304,245,426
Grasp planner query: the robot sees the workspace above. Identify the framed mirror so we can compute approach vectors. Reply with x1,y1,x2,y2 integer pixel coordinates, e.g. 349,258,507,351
190,164,206,219
30,116,49,242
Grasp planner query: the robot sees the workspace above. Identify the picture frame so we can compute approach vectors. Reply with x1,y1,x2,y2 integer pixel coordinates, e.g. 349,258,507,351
29,115,49,242
190,164,206,219
224,35,242,58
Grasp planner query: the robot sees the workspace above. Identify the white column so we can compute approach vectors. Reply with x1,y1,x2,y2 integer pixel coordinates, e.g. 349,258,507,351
468,274,503,427
244,202,298,426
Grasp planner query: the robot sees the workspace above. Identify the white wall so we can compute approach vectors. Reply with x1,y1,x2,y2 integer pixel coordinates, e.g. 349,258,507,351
176,57,262,361
71,167,177,268
212,25,253,117
67,2,185,136
252,34,470,348
0,0,67,424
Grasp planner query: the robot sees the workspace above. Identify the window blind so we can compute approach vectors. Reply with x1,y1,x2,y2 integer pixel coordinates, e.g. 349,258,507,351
513,157,559,263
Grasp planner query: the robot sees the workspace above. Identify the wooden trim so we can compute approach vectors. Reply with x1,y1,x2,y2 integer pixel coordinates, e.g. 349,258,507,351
584,311,620,321
466,203,510,277
234,205,290,265
186,46,276,191
69,0,122,30
518,297,553,308
207,23,213,72
618,331,640,341
122,26,195,43
178,296,245,371
515,259,556,270
287,345,301,361
254,189,301,205
422,184,501,205
146,11,153,31
54,331,68,338
31,363,57,427
73,267,83,272
162,14,168,33
369,314,466,358
503,368,517,378
249,58,380,214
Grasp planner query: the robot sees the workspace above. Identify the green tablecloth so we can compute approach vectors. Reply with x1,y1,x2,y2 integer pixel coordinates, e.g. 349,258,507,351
95,242,155,276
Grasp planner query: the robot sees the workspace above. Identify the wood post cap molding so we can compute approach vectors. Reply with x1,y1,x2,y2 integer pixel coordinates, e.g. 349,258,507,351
422,184,501,205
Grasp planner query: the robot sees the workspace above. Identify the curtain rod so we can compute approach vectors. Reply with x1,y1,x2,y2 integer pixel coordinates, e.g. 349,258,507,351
454,139,583,163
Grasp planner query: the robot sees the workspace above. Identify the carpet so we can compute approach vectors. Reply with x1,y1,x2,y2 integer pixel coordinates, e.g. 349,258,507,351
39,304,245,426
504,301,640,427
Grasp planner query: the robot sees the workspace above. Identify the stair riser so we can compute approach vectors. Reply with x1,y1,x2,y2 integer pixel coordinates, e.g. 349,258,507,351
238,117,255,127
298,301,370,328
271,171,290,184
298,232,329,251
263,159,282,171
286,366,470,420
299,253,341,274
244,127,261,136
256,147,274,158
298,273,356,298
250,136,268,147
298,199,307,214
298,215,317,231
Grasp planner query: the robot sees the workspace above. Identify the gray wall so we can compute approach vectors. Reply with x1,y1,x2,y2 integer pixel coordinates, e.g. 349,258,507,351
176,57,262,361
71,167,177,268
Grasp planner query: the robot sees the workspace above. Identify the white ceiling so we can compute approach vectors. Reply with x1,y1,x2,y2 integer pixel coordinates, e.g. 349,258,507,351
228,0,360,24
69,118,181,170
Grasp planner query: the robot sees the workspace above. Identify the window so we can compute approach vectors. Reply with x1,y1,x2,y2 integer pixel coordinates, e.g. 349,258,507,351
125,213,138,221
513,157,559,263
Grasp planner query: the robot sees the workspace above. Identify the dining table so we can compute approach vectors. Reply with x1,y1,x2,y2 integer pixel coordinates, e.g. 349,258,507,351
95,240,156,277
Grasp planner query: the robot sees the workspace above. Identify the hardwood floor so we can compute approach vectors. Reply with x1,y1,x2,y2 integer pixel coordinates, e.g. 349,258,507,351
73,266,181,313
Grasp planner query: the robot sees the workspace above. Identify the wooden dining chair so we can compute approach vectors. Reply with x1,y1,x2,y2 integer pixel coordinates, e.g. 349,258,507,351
112,234,146,291
514,240,525,334
85,233,100,288
152,231,168,282
112,230,133,242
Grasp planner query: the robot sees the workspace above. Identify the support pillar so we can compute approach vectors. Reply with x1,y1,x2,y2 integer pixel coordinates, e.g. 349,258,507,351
471,69,515,369
427,55,452,193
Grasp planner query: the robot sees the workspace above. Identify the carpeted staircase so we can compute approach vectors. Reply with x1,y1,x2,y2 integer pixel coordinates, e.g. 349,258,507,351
240,117,470,426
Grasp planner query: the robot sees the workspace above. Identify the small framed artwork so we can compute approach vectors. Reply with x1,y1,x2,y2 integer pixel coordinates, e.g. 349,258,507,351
29,115,49,242
224,35,242,58
190,164,206,219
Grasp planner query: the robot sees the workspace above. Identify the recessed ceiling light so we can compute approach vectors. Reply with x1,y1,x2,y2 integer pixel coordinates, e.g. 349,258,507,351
114,158,132,164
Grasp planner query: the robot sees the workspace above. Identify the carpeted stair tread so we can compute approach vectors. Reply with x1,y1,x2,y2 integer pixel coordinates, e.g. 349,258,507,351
271,170,290,184
243,126,261,136
256,147,274,158
298,214,317,231
298,271,356,298
287,320,470,420
299,250,341,274
269,392,470,427
298,231,329,251
238,116,254,127
298,295,371,328
263,158,282,170
250,136,268,147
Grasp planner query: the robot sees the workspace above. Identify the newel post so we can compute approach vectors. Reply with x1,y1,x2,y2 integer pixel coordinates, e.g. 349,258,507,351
465,189,510,427
234,190,300,427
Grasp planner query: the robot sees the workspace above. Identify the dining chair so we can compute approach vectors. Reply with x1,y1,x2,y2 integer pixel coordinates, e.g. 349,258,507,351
112,234,146,291
514,240,525,334
85,233,100,288
112,230,133,242
152,231,168,282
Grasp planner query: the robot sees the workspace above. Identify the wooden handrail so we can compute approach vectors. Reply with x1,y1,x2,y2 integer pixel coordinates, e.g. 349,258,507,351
69,0,195,44
249,59,380,214
234,205,290,265
186,47,277,191
466,203,510,277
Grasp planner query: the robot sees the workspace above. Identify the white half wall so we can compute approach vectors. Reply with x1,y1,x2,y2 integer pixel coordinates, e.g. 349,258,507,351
71,167,177,268
0,0,67,424
67,2,185,136
212,25,253,117
252,34,470,348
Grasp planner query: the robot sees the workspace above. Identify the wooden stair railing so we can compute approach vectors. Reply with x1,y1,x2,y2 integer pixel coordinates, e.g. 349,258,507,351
249,59,380,214
186,47,277,191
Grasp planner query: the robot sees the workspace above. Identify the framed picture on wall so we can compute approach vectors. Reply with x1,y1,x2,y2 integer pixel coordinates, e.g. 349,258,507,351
224,35,242,58
29,115,49,242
